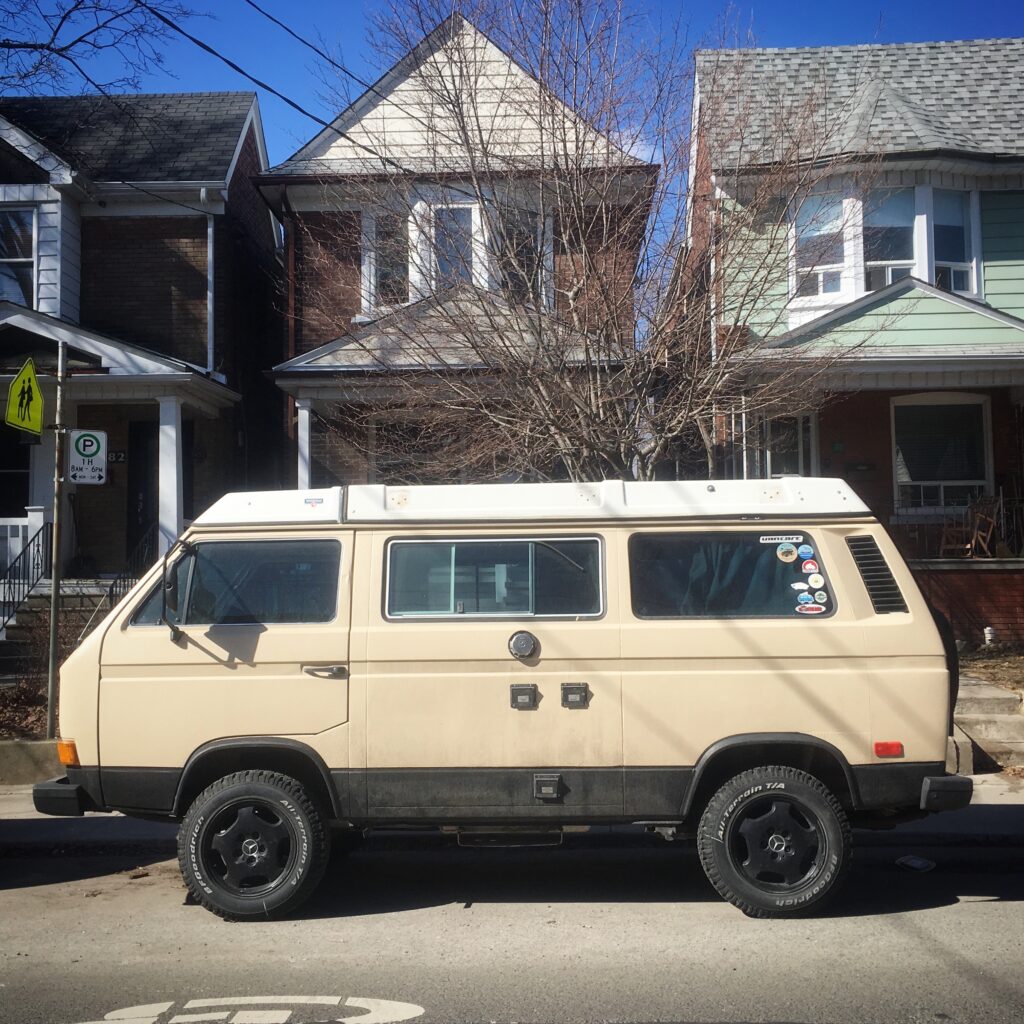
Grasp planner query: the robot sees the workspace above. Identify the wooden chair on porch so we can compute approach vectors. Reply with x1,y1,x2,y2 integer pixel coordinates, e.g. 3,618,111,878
938,495,1002,558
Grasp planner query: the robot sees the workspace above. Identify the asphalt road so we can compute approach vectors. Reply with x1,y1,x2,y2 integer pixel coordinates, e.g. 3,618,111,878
2,832,1024,1024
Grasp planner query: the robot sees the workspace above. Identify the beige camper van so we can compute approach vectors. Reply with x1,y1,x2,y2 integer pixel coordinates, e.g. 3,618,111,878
35,479,971,919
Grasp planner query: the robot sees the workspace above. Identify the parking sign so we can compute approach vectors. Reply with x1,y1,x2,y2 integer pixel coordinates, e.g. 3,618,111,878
68,429,107,484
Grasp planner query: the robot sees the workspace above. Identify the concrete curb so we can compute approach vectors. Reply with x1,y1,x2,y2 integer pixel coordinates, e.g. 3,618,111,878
0,740,60,785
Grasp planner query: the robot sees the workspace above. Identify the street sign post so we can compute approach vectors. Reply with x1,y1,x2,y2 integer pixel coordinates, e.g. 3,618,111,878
68,430,107,484
4,357,43,435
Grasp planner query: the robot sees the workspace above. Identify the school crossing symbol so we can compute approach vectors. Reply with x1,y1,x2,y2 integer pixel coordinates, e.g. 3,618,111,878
4,357,43,436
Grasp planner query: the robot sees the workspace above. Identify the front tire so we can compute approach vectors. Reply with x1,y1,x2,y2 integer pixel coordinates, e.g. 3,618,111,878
178,769,330,920
697,765,851,918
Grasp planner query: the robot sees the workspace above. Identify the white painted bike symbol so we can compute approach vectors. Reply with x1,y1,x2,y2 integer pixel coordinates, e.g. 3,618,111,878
71,995,425,1024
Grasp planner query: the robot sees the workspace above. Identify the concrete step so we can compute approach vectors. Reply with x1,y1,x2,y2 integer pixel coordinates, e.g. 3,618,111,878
956,713,1024,743
956,679,1023,716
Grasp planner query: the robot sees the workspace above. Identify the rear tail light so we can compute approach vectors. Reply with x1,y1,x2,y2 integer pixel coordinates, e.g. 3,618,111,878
874,741,905,758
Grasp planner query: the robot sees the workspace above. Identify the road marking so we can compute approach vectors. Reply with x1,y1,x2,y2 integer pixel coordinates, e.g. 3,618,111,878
70,997,426,1024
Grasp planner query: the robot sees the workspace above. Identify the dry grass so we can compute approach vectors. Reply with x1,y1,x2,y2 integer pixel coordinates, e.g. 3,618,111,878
960,647,1024,695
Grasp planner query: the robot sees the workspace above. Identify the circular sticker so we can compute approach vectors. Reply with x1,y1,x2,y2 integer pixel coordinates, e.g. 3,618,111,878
796,604,826,615
801,559,819,574
807,572,825,589
814,590,828,603
797,544,814,559
797,592,814,604
777,543,798,563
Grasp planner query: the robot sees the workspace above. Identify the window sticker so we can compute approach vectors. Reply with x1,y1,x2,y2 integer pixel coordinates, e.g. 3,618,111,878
796,604,826,614
797,544,814,559
797,592,814,604
759,534,804,544
801,559,819,574
791,581,809,591
814,590,828,603
807,572,825,589
777,543,798,563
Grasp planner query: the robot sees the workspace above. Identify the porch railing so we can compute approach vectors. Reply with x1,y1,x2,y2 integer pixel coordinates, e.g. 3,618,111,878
76,523,159,644
0,524,52,633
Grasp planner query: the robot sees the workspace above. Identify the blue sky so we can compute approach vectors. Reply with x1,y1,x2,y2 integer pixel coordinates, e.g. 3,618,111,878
101,0,1024,166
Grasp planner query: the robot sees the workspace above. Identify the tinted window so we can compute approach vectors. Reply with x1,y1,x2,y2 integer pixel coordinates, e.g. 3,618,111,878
387,538,601,617
134,540,341,626
629,532,834,618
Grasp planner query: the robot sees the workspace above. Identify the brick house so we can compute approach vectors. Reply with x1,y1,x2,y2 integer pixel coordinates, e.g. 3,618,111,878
690,38,1024,641
257,14,652,487
0,92,281,576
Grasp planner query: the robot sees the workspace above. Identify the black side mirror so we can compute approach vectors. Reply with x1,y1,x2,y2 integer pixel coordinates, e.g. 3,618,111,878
160,541,194,641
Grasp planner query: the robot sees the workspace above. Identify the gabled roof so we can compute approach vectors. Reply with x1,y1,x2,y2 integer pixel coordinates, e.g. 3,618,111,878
266,13,639,179
0,92,257,182
273,284,584,379
696,37,1024,170
757,278,1024,362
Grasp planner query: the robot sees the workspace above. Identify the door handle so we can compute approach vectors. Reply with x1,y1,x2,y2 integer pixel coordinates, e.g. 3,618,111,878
303,664,348,678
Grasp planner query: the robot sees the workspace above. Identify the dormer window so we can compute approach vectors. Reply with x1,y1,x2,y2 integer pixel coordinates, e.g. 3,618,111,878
434,205,475,288
863,188,914,291
793,196,845,297
933,190,972,294
0,209,34,308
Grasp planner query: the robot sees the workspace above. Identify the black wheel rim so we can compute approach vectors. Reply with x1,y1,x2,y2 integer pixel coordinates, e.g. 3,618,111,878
726,795,824,893
199,798,298,899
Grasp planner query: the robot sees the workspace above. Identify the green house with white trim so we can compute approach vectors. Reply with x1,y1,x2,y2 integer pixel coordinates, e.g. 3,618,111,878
691,38,1024,642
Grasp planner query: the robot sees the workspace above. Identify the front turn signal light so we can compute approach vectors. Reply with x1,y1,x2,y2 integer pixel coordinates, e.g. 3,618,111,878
57,739,80,767
874,741,905,759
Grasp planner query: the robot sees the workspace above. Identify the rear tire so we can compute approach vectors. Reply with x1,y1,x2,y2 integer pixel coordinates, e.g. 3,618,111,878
178,769,330,920
697,765,851,918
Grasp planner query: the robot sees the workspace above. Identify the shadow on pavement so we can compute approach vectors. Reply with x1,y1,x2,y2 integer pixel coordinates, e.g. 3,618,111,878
0,852,175,889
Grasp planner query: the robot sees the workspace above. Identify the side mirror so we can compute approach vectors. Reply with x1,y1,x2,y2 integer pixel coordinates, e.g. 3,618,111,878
160,541,193,641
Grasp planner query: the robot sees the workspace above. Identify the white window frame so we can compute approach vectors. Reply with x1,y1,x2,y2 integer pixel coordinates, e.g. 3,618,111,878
932,189,979,297
488,207,555,311
0,205,37,309
788,194,857,308
862,188,916,294
763,411,820,478
890,392,993,515
360,208,411,315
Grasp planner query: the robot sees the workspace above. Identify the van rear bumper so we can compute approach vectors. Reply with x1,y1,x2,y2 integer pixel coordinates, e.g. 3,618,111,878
32,772,104,817
850,762,971,812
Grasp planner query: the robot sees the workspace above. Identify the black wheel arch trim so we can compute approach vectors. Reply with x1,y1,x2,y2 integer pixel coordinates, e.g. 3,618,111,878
171,737,343,819
681,732,861,817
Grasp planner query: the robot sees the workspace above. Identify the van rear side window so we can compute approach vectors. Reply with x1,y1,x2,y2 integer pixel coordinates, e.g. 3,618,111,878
386,538,601,618
134,539,341,625
629,532,834,618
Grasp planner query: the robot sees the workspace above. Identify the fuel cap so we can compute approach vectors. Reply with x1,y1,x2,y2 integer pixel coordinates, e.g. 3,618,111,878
508,630,538,659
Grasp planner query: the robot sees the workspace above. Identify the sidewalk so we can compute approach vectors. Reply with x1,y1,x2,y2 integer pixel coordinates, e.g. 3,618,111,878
2,775,1022,855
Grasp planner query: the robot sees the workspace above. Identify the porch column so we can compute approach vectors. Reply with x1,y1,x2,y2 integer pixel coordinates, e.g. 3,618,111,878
157,396,184,555
296,398,312,489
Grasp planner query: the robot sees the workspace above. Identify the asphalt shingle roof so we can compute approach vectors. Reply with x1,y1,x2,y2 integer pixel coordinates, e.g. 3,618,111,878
0,92,255,182
696,38,1024,169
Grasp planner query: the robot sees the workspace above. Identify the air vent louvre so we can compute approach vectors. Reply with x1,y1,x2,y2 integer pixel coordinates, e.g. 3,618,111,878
846,536,908,614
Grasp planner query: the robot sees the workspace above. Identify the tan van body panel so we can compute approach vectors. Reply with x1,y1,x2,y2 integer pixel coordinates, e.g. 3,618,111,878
52,481,952,825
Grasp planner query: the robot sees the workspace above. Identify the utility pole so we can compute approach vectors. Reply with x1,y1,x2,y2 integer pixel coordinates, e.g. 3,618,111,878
46,340,67,741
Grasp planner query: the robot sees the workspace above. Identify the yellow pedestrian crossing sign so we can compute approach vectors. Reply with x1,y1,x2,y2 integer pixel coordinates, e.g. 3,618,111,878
5,357,43,436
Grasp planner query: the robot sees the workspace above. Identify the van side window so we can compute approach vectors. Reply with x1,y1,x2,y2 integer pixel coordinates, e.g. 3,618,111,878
133,540,341,625
387,538,601,617
629,532,834,618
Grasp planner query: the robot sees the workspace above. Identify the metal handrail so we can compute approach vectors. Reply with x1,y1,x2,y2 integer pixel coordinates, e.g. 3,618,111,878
1,524,53,632
76,523,159,643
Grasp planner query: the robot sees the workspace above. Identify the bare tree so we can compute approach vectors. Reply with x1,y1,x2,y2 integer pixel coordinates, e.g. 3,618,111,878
292,0,887,483
0,0,194,94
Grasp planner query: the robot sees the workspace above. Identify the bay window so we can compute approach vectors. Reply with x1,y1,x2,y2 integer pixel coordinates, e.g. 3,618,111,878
496,208,543,304
374,211,409,307
933,190,972,294
892,396,989,510
793,195,845,298
0,209,34,308
863,188,914,291
434,205,475,288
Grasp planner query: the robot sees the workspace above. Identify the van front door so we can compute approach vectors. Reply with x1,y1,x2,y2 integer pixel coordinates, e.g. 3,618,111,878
98,533,352,813
354,530,623,822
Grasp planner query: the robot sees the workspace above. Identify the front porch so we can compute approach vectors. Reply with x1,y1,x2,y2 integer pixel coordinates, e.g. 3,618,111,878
0,303,238,578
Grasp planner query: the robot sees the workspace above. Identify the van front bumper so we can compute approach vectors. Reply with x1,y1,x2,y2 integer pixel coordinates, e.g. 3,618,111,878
920,774,973,812
32,774,102,817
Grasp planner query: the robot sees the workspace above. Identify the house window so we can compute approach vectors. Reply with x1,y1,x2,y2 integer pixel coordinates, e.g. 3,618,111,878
375,212,409,307
0,209,34,308
794,195,845,298
765,414,814,477
434,206,475,288
933,190,972,294
496,209,542,304
893,397,988,510
863,189,915,291
0,429,30,517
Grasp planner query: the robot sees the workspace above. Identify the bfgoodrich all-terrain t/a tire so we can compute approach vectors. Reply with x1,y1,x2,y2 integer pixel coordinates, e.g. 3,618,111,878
178,770,330,920
697,765,852,918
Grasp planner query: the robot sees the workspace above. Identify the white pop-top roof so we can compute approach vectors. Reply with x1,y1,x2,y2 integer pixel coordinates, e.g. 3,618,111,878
193,478,871,527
